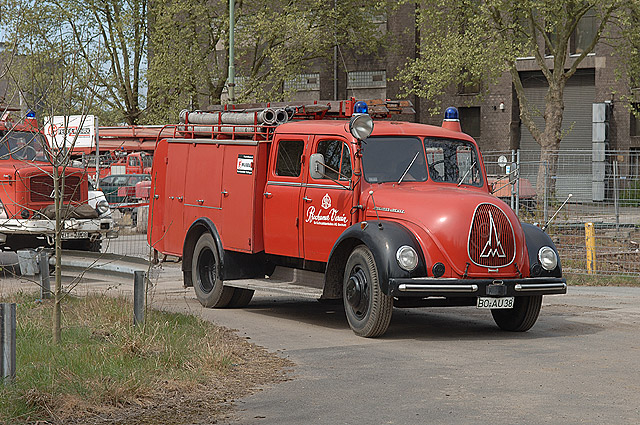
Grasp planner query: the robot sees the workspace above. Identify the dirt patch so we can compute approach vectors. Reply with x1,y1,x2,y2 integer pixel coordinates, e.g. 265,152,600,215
54,328,293,425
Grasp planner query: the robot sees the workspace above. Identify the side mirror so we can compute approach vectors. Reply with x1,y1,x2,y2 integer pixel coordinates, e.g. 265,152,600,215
309,153,325,180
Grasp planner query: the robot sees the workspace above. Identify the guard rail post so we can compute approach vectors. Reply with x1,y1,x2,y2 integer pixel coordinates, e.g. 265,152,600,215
585,222,596,274
1,303,16,385
39,251,51,300
133,271,146,326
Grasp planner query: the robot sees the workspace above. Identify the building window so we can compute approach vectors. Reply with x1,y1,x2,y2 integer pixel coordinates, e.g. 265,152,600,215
457,69,481,95
347,71,386,89
631,103,640,137
458,107,481,137
284,73,320,92
571,10,596,55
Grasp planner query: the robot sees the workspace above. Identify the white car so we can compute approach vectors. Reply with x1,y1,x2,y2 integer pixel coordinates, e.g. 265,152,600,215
88,181,112,218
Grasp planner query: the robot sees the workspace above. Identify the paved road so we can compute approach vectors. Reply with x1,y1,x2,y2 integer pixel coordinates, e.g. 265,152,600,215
3,260,640,424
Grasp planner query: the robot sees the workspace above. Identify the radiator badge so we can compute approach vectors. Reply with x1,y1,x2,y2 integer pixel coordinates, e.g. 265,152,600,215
306,193,348,227
480,211,506,258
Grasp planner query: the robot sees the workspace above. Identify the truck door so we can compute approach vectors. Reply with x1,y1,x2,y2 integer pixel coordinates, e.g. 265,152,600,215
263,137,307,258
302,137,353,262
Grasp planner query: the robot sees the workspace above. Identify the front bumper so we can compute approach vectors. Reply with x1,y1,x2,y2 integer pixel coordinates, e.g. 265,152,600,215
388,276,567,298
0,218,116,239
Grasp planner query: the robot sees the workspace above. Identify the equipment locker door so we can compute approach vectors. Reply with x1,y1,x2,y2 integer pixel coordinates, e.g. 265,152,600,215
263,137,307,258
302,137,353,262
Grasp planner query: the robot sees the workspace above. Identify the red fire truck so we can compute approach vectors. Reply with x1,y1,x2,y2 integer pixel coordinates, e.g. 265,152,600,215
0,110,114,251
148,99,566,337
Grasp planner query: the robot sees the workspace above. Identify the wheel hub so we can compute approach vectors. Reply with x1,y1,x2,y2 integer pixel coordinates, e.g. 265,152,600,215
346,268,367,311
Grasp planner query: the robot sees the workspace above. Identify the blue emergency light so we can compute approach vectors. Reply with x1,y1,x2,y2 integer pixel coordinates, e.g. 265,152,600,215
444,106,459,121
26,110,36,118
354,101,368,114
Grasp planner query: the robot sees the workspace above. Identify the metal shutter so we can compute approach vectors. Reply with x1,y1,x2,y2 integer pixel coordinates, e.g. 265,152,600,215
519,69,595,202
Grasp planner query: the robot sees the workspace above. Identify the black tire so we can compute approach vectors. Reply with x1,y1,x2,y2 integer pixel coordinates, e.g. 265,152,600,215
62,238,102,252
491,295,543,332
227,288,255,308
343,245,393,337
191,233,234,308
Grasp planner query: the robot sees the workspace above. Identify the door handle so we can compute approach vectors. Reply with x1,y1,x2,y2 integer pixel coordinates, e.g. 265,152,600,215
303,197,312,202
263,192,272,198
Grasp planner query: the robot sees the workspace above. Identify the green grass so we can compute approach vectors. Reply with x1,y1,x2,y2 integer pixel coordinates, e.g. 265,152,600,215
0,293,236,424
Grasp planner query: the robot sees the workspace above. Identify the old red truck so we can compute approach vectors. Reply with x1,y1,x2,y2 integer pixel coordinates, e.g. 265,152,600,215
148,99,566,337
0,110,114,251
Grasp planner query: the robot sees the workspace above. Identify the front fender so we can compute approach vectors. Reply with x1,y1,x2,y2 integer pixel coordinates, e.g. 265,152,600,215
522,222,563,278
323,220,426,299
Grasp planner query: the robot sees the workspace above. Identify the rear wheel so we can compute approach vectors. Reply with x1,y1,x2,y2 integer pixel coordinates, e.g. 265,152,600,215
491,295,542,332
192,233,234,308
343,245,393,337
227,288,254,308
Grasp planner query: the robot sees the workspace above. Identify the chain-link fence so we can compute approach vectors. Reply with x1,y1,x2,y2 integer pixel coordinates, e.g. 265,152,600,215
100,149,640,278
484,149,640,277
101,208,151,260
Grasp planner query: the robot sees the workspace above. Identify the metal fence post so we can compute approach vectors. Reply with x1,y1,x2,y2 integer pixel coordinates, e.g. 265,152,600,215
516,149,521,217
585,222,596,274
1,303,16,385
510,149,516,210
39,251,51,300
613,160,620,231
133,271,146,326
543,160,549,224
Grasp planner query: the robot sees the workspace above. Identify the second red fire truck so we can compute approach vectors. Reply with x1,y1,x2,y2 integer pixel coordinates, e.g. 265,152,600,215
148,99,566,337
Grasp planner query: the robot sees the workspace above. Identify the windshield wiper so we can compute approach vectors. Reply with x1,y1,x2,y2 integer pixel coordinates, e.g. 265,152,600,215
398,152,420,184
457,161,477,187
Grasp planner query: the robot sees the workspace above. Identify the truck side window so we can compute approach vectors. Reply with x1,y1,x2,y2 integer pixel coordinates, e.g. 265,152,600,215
315,140,352,180
275,140,304,177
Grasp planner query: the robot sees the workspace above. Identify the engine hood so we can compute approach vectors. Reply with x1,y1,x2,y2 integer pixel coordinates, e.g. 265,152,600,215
364,184,528,278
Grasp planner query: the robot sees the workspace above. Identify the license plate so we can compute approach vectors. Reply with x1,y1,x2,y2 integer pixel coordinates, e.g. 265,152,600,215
477,297,514,309
62,231,89,240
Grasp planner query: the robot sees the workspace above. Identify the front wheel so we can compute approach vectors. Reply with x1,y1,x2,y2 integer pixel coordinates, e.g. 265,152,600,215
343,245,393,338
491,295,542,332
191,233,234,308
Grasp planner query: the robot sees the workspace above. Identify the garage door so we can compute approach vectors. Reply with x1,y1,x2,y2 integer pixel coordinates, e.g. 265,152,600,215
519,69,595,202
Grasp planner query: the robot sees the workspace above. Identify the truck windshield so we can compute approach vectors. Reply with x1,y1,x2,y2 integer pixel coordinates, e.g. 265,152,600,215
361,136,428,183
0,131,48,162
361,136,483,186
424,138,483,186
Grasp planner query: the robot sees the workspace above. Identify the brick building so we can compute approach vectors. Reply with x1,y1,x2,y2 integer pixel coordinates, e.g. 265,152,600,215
273,4,638,200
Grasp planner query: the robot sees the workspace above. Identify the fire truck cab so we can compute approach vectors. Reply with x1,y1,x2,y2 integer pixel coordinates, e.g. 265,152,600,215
149,100,566,337
0,111,114,251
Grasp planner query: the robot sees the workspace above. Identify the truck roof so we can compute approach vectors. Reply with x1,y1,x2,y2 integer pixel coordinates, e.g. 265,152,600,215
275,120,476,143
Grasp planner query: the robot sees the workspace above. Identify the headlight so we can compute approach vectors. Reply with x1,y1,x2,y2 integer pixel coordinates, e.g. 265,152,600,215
538,246,558,271
96,200,110,215
349,113,374,140
396,245,418,271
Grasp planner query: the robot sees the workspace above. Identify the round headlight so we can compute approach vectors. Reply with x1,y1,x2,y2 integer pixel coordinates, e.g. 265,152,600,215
96,200,110,215
396,245,418,271
349,114,374,140
538,246,558,271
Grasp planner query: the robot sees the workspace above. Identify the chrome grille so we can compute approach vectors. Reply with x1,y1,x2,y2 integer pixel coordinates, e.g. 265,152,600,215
468,203,515,267
30,175,82,203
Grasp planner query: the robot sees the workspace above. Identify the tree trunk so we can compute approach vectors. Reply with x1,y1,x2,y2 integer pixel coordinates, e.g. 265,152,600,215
534,79,565,206
53,166,62,344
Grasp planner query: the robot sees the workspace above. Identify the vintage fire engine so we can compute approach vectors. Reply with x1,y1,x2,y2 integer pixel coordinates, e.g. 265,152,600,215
0,110,114,251
148,99,566,337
